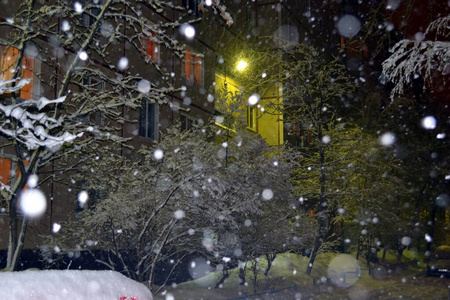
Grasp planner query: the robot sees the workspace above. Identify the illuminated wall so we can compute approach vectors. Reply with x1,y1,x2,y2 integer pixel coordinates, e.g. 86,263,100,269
215,72,284,146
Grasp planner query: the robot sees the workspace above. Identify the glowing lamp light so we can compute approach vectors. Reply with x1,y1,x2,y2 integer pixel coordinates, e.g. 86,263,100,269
236,60,248,71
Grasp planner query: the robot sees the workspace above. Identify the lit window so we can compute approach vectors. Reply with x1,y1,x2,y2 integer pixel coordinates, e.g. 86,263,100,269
247,106,256,130
0,157,12,188
0,157,29,211
139,100,158,139
141,32,160,63
184,48,203,86
0,45,35,100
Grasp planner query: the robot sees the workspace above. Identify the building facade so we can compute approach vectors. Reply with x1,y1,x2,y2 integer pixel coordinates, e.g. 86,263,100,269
0,0,294,254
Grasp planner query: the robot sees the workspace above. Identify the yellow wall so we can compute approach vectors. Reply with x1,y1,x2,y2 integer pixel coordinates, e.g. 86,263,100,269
215,73,241,95
214,73,284,146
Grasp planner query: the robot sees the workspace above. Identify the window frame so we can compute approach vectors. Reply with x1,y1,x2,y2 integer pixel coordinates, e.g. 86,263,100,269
79,76,105,125
182,0,202,17
87,76,105,126
82,0,103,27
180,113,197,131
0,45,37,100
141,31,160,64
139,99,159,140
246,105,257,131
184,48,204,86
0,156,29,214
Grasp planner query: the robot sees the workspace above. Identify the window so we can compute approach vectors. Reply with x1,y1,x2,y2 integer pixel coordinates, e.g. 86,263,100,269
184,48,203,86
88,77,104,125
246,106,256,130
180,114,196,131
86,76,104,91
75,181,106,217
80,76,104,125
0,157,29,211
0,157,12,188
83,0,103,27
182,0,202,17
0,45,35,100
141,32,160,63
246,8,256,32
139,100,158,139
76,188,105,213
0,157,12,212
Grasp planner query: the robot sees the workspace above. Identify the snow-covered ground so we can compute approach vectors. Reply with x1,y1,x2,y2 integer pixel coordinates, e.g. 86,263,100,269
0,270,153,300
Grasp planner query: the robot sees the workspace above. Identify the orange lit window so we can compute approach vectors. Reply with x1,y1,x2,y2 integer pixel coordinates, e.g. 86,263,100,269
184,48,203,85
0,158,29,209
141,32,160,63
0,158,29,186
0,46,35,100
340,36,345,51
0,158,12,187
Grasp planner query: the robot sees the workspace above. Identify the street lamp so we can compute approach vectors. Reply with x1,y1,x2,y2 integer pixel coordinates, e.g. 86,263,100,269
236,60,248,71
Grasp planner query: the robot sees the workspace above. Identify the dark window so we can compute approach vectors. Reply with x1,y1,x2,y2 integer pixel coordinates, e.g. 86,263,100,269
181,114,195,131
75,186,106,217
182,0,202,17
139,100,157,139
246,8,256,31
83,0,103,26
80,76,104,125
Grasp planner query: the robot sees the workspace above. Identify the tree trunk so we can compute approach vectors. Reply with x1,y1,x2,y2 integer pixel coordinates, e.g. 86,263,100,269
356,233,362,260
396,247,404,263
6,166,30,271
251,260,258,293
306,237,321,275
215,268,229,289
264,254,276,276
6,200,19,270
425,203,437,254
382,244,390,263
239,264,246,285
7,216,28,271
306,113,328,276
366,235,375,266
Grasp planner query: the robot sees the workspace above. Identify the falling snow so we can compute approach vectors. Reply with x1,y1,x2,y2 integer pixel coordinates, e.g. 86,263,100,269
336,15,361,38
421,116,437,130
19,189,46,218
0,1,448,298
180,23,196,39
379,132,396,146
78,51,88,61
117,57,129,70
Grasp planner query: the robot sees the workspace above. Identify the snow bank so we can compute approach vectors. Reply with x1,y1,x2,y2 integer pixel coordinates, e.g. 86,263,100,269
0,270,153,300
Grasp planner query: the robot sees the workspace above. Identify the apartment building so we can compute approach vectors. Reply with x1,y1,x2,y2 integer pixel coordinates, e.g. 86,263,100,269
0,0,304,256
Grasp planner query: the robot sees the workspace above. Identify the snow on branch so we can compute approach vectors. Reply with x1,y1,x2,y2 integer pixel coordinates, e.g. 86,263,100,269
0,81,82,151
0,79,31,94
199,0,234,27
382,16,449,99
